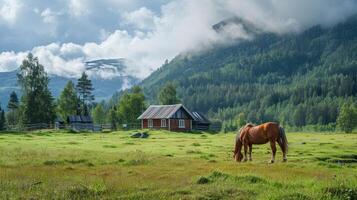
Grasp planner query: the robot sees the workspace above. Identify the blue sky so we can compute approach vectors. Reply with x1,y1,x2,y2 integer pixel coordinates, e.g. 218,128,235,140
0,0,356,79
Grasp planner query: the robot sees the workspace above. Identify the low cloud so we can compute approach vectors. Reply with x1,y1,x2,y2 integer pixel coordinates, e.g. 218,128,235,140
0,0,356,79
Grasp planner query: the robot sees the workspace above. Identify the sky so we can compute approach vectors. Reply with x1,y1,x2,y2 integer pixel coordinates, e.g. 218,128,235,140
0,0,357,79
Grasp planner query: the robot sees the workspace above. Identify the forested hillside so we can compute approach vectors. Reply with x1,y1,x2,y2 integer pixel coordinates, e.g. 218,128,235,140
141,16,357,129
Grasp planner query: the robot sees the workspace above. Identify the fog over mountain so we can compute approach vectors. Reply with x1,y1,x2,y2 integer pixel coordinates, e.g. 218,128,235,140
0,0,357,80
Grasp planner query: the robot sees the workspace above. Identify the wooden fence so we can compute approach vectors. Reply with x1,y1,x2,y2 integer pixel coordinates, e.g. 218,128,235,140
3,123,222,132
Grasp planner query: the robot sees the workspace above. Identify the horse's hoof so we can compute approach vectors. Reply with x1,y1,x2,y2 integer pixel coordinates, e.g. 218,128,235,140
243,159,248,162
249,159,252,162
283,158,287,162
269,160,274,164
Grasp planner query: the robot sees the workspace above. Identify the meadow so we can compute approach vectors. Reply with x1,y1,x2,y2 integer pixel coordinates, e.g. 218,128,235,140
0,130,356,200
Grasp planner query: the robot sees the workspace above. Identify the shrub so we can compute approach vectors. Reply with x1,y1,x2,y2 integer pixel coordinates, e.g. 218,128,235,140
196,176,210,184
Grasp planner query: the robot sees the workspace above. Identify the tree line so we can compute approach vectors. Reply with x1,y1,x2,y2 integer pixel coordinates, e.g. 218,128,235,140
0,53,95,128
0,53,180,130
0,53,355,133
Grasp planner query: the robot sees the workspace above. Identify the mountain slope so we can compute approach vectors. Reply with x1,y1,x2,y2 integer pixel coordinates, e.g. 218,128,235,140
141,16,357,128
0,59,139,107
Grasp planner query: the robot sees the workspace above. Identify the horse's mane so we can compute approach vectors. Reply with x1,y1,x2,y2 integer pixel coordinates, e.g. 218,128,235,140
238,123,256,135
244,123,255,128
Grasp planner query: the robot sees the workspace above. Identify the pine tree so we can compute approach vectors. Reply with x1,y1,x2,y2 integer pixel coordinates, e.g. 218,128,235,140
8,91,19,110
17,53,55,124
76,72,94,115
0,105,5,130
7,91,19,126
158,82,180,105
57,81,79,119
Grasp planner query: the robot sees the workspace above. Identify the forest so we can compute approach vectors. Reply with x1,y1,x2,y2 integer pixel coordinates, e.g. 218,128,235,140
141,15,357,131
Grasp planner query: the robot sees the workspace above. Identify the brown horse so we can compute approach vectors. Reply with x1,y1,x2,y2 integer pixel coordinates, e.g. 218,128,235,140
233,122,288,163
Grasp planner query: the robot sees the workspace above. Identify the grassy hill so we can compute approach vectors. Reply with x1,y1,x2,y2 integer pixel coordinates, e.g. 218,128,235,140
141,16,357,129
0,130,356,199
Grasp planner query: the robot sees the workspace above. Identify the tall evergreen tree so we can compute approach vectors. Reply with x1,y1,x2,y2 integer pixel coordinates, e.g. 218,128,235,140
0,105,5,130
7,91,19,126
17,53,55,124
76,72,94,115
158,82,180,105
57,81,79,119
8,91,19,110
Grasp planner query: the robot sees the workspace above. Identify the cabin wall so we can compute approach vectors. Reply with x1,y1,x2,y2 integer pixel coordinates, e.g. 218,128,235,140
142,119,191,131
142,119,169,130
169,119,192,131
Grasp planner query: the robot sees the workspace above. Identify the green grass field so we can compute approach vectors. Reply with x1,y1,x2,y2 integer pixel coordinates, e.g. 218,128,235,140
0,130,356,199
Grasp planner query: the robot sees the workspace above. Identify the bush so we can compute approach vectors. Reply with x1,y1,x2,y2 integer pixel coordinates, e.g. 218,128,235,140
196,176,210,184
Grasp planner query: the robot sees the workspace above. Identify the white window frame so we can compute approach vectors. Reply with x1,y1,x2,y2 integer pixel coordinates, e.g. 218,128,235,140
161,119,167,127
148,119,153,128
179,119,185,128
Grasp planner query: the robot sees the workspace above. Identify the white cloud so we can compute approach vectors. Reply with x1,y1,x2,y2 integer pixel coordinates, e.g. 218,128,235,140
68,0,90,17
122,7,158,30
0,51,27,71
40,8,60,24
0,0,357,80
0,0,22,25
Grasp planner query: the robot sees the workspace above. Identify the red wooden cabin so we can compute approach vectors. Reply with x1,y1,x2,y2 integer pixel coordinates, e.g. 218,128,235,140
137,104,195,131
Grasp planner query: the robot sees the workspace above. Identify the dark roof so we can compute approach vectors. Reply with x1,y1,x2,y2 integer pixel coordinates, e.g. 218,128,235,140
191,111,210,124
137,104,195,119
55,117,65,123
67,115,93,123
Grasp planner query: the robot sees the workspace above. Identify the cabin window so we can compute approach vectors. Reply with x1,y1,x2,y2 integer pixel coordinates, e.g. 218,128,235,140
161,119,167,127
148,119,153,128
179,119,185,128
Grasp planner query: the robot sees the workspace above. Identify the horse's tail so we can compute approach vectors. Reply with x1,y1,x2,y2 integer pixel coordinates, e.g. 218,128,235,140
279,126,288,153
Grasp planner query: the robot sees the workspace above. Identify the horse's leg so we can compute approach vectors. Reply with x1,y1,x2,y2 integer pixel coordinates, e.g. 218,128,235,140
248,144,252,161
277,140,287,162
269,141,276,163
243,143,248,162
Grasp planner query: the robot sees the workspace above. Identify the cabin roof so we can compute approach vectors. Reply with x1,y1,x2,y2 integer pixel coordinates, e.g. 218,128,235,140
191,111,210,124
67,115,93,123
137,104,195,119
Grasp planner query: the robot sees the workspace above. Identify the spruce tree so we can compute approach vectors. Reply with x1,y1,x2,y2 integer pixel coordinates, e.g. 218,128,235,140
0,105,5,130
76,72,94,115
7,91,19,126
17,53,55,124
8,91,19,110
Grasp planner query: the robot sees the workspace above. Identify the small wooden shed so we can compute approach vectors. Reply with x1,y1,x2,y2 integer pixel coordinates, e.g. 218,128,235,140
137,104,195,131
67,115,94,131
191,111,211,130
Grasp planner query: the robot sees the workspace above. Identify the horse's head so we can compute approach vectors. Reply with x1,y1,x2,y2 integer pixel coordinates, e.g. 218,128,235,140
233,150,243,162
233,138,243,162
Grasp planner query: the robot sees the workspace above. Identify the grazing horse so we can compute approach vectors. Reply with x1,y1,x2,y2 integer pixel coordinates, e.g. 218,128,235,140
233,122,288,163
